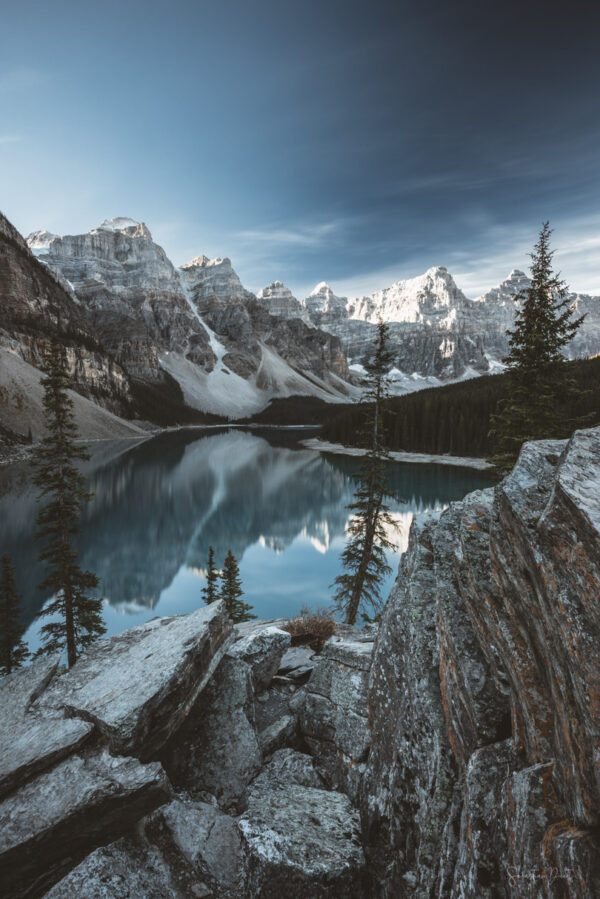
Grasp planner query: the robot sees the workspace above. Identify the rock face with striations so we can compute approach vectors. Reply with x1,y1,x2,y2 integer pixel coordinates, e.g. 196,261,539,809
32,218,215,383
360,426,600,897
256,280,311,323
0,211,133,425
301,266,600,380
26,219,355,418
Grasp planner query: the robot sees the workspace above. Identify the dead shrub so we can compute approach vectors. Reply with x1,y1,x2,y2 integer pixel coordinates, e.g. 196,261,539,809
282,605,337,651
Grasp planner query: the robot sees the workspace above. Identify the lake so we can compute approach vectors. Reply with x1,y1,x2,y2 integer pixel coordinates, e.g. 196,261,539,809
0,427,493,652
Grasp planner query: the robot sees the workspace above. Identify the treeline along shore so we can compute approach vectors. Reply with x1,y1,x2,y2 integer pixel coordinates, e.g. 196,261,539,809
321,355,600,458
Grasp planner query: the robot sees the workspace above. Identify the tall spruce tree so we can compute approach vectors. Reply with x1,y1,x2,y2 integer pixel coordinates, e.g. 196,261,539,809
32,341,105,668
332,318,397,625
202,545,219,604
491,222,588,474
220,549,256,623
0,554,30,675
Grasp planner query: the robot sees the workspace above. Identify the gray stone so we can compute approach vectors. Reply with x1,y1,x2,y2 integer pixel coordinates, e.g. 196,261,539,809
251,749,326,790
43,839,195,899
0,750,170,898
258,714,296,756
36,602,232,759
277,645,316,681
321,637,374,670
0,656,94,799
254,680,298,733
300,635,372,800
238,782,368,897
359,516,460,896
228,625,291,691
161,656,261,812
150,797,245,896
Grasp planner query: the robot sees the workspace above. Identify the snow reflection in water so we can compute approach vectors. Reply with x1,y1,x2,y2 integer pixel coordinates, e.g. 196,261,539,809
0,427,493,652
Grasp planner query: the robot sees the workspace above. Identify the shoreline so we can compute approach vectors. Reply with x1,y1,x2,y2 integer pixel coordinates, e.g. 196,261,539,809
300,437,492,470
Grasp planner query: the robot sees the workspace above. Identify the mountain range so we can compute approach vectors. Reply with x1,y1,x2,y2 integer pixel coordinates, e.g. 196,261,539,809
1,210,599,437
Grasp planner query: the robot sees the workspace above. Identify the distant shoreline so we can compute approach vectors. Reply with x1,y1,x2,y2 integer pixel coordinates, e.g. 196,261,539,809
301,437,492,470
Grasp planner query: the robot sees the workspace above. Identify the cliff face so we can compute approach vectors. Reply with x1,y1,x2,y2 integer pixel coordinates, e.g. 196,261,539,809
38,220,214,383
28,221,354,418
298,267,600,381
361,426,600,896
0,212,132,420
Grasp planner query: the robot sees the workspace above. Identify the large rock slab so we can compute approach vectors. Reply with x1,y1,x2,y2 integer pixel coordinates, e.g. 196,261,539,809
36,602,232,759
0,749,170,898
228,625,291,692
43,839,194,899
250,748,326,791
238,781,368,897
0,656,94,800
360,516,461,897
149,797,246,896
300,635,373,801
161,655,261,812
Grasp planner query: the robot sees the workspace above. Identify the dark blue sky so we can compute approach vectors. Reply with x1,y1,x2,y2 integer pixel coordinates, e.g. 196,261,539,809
2,0,599,297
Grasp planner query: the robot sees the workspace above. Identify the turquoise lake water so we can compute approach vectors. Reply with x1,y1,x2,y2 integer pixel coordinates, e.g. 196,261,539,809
0,427,493,652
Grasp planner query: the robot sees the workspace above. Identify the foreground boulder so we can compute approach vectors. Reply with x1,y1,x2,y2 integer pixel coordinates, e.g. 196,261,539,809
0,750,170,898
300,634,374,801
161,624,296,811
360,428,600,896
36,602,232,759
228,626,291,691
0,656,93,800
238,780,368,897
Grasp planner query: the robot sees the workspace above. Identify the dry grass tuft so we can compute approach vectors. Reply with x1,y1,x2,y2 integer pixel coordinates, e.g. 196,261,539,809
282,605,337,651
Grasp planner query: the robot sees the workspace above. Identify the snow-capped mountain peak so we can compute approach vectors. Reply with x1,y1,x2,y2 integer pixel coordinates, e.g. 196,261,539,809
256,281,310,321
96,216,142,232
180,255,229,271
26,230,60,254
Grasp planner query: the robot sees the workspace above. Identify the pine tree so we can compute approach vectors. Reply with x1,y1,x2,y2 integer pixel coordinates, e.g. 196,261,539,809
220,549,256,623
333,319,397,625
0,554,30,675
202,545,219,604
490,222,589,475
32,341,105,668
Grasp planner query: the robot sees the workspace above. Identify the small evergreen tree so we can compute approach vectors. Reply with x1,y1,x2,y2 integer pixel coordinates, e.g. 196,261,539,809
0,554,30,675
333,319,397,625
491,223,589,475
202,545,219,604
220,549,256,623
32,341,105,668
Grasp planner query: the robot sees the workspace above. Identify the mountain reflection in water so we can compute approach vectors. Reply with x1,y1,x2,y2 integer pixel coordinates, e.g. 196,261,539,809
0,428,493,651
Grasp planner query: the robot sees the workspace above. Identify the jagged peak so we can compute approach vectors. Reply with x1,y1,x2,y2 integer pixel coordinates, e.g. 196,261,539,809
310,281,333,296
26,230,60,250
92,218,152,240
508,268,526,278
180,255,230,271
257,280,294,298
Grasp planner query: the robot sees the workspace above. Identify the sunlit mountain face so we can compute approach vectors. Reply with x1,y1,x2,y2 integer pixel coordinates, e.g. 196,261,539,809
0,428,492,651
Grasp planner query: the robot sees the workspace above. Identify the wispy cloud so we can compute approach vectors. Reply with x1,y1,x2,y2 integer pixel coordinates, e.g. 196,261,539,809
298,214,600,302
0,135,21,145
235,221,341,248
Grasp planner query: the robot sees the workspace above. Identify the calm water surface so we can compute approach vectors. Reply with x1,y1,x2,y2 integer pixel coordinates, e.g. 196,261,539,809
0,428,493,652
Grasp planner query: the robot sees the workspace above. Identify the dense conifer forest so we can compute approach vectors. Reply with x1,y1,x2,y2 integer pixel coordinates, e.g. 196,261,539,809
321,356,600,458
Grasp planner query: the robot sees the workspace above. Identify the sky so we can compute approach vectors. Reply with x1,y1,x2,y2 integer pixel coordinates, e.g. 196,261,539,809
1,0,600,299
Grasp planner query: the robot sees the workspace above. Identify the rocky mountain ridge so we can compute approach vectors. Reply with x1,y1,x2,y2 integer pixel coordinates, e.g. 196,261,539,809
261,265,600,381
0,211,146,440
26,218,355,419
